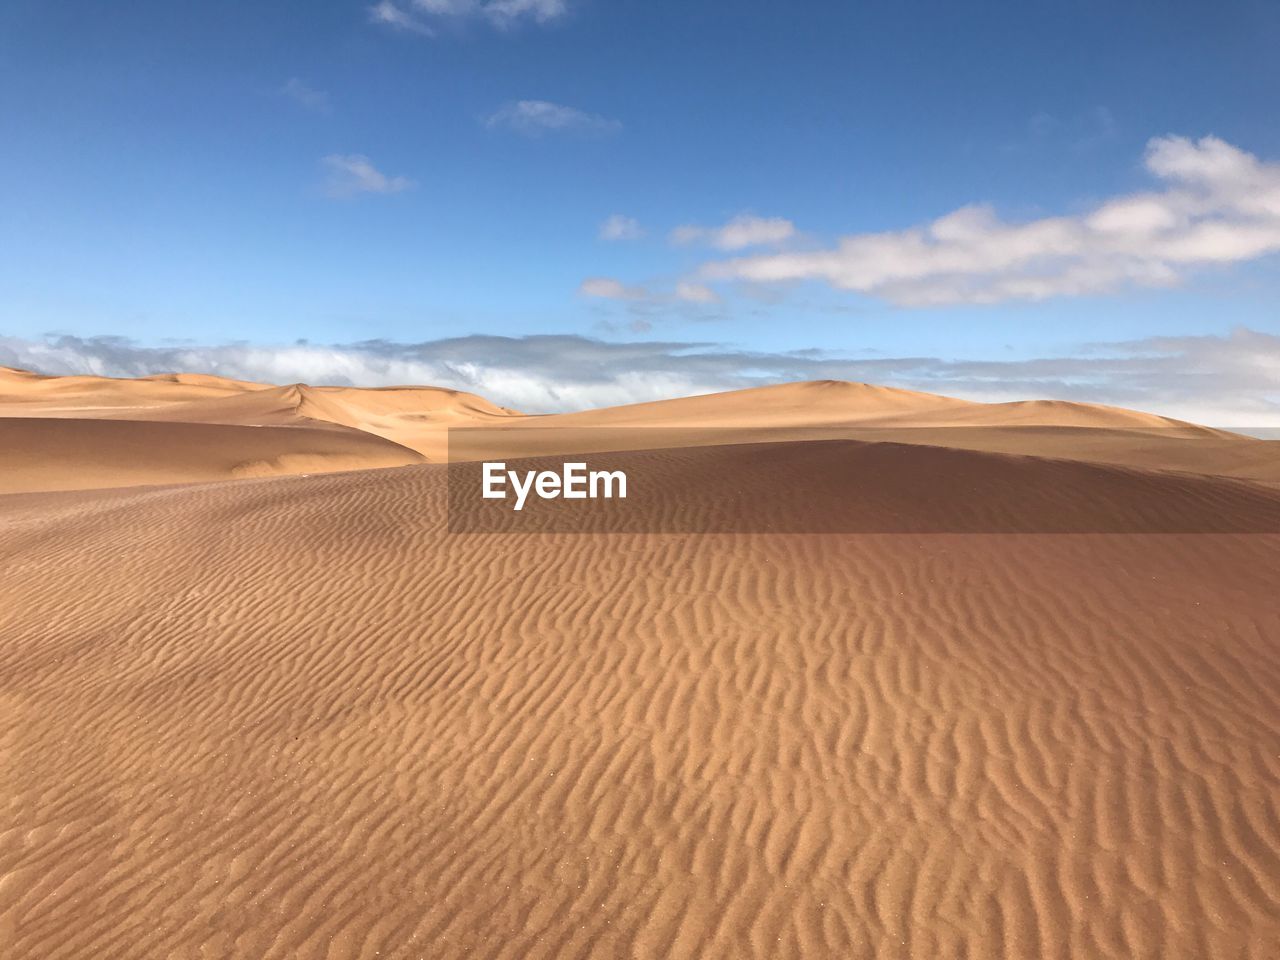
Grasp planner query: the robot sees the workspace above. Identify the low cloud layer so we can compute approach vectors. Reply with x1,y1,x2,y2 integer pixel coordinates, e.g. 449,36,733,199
3,327,1278,425
484,100,621,137
698,136,1280,306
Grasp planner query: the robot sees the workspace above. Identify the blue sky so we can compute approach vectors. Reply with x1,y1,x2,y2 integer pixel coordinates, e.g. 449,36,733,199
2,0,1280,420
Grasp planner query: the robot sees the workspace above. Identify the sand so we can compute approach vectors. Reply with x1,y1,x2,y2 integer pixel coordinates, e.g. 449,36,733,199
6,367,1279,489
2,367,1279,958
0,366,518,487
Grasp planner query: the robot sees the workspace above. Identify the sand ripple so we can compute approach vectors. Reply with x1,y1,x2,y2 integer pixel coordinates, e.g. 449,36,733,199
2,452,1279,958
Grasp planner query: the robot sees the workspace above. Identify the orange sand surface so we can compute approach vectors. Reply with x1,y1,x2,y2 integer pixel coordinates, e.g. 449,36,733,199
2,367,1279,958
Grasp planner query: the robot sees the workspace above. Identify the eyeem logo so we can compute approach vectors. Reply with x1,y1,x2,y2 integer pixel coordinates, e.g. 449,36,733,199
482,462,628,511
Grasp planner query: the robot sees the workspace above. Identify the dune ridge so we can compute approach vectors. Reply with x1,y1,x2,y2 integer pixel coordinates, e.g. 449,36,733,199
0,367,520,490
4,366,1279,491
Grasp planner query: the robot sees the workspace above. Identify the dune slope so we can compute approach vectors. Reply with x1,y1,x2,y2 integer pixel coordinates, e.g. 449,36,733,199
5,367,1280,488
0,417,424,493
2,446,1278,959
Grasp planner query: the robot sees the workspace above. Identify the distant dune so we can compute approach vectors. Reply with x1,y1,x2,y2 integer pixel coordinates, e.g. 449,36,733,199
4,366,1279,491
3,366,1280,958
0,366,517,490
0,417,425,493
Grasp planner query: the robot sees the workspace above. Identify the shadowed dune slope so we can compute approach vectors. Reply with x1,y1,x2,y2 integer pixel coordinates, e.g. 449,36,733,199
0,417,425,493
2,444,1278,959
447,438,1280,533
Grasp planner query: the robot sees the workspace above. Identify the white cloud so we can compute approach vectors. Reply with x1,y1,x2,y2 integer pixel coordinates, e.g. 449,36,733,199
4,328,1279,424
481,0,566,26
368,1,435,35
321,154,415,197
484,100,621,137
369,0,566,35
579,277,645,300
699,136,1280,306
671,214,797,250
579,277,721,309
599,214,643,241
280,78,330,113
675,281,719,304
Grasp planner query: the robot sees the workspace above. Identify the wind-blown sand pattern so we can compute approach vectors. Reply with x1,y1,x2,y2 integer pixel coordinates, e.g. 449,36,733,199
2,368,1279,958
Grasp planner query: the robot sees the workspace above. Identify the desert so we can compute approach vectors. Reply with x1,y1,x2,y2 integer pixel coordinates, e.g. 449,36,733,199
8,3,1280,955
2,366,1279,959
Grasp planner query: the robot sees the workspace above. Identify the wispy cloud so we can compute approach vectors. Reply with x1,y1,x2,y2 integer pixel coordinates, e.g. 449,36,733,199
280,78,330,113
674,282,720,304
671,214,797,250
484,100,621,137
368,0,436,35
599,214,643,241
1017,105,1119,153
321,154,415,197
480,0,566,26
579,277,720,307
699,136,1280,306
7,328,1275,424
368,0,566,36
579,277,647,300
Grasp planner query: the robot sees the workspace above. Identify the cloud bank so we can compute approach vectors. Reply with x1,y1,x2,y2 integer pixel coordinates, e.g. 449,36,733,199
3,328,1277,425
697,136,1280,306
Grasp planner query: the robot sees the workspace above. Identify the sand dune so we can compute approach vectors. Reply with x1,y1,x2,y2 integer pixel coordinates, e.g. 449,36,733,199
3,445,1278,958
0,368,519,493
0,364,264,415
537,379,976,428
449,380,1280,483
4,367,1280,957
529,380,1207,434
283,384,521,459
447,438,1280,533
0,417,424,493
5,367,1279,488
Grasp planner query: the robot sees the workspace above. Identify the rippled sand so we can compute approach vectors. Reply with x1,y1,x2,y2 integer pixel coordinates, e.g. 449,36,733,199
4,449,1279,958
